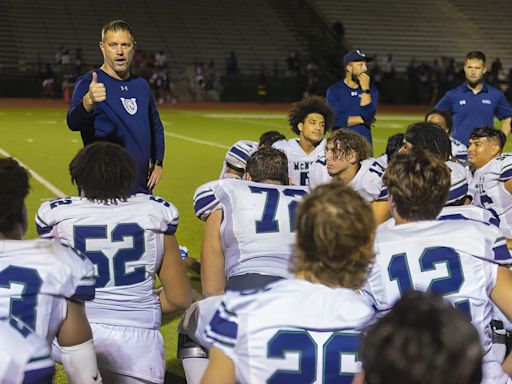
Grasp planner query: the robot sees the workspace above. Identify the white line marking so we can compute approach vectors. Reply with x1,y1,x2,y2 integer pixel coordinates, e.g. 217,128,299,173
164,132,228,149
377,114,424,121
202,113,286,119
0,147,66,197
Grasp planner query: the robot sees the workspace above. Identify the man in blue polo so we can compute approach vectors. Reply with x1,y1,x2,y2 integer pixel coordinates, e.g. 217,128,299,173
326,49,379,147
435,51,512,146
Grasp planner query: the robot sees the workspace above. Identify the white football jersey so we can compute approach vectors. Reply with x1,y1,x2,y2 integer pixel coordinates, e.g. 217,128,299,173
446,160,470,204
437,205,511,264
193,179,309,278
272,138,326,186
309,158,387,203
451,137,468,164
350,158,387,202
375,153,388,169
308,156,330,190
36,194,179,329
219,140,258,179
363,220,508,384
0,239,95,342
0,318,54,384
472,154,512,238
206,279,375,384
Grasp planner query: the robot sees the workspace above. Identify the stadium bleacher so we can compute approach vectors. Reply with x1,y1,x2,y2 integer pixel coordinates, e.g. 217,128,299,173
312,0,512,72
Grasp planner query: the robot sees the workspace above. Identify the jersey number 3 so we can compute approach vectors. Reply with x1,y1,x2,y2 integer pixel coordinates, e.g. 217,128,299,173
73,223,145,288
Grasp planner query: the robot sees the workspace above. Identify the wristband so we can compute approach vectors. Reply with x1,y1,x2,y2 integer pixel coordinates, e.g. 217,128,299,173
155,160,163,167
361,89,370,94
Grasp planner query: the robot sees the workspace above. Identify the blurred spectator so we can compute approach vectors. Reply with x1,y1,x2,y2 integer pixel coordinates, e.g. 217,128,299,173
304,61,320,97
150,66,169,104
61,49,71,67
488,57,507,87
205,59,217,91
133,48,147,68
286,51,301,77
155,50,167,68
407,57,419,104
257,64,268,104
42,64,55,98
382,53,395,80
55,46,65,64
226,51,238,78
332,21,345,41
75,48,83,76
417,62,432,105
195,61,205,90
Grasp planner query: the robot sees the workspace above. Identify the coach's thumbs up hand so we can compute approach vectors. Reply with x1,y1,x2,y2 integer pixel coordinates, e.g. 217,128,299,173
83,71,106,112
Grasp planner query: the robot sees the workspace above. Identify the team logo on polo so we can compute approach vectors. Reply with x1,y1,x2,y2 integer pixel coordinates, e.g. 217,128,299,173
121,97,138,115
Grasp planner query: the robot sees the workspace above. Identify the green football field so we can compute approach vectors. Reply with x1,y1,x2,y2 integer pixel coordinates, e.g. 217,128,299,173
0,104,509,382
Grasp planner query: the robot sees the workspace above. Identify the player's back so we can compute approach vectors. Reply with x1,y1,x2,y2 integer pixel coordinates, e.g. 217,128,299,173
364,219,507,383
472,154,512,237
195,179,308,278
0,239,95,343
217,179,308,278
36,194,179,329
0,318,54,384
272,138,326,186
206,279,375,384
350,158,387,203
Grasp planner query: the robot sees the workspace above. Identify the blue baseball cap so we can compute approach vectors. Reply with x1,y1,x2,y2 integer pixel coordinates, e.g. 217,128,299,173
343,49,373,67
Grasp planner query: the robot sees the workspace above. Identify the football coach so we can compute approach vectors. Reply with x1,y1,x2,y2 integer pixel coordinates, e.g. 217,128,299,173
67,20,165,193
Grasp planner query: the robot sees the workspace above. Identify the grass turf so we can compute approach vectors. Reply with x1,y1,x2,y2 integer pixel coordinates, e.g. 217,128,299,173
1,105,509,382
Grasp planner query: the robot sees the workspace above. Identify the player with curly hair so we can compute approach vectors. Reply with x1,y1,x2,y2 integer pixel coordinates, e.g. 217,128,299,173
272,95,334,186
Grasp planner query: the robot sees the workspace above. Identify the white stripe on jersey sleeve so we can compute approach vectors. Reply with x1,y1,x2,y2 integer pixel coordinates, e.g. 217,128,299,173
193,180,221,221
205,299,239,359
35,201,57,238
147,195,180,234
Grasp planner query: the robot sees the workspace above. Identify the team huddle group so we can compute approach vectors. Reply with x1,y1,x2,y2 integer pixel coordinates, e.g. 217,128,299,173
3,17,512,384
3,91,512,384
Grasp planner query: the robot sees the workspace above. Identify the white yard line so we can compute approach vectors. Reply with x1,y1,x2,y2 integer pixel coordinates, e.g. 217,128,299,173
164,132,229,149
0,147,65,197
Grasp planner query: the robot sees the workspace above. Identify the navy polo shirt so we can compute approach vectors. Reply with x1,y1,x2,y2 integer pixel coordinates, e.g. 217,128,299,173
326,80,378,145
67,69,165,194
435,82,512,145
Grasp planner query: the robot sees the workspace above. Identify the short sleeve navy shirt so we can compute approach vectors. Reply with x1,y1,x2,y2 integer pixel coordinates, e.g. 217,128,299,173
435,82,512,145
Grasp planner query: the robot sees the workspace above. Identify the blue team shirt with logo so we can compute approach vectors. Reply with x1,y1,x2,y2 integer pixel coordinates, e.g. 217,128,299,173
435,82,512,145
67,69,165,193
326,80,379,146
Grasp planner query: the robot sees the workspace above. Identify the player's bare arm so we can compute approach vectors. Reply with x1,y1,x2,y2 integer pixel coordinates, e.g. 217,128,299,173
501,117,511,137
200,347,236,384
82,72,106,112
57,300,102,383
201,210,226,297
158,234,193,314
490,266,512,322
